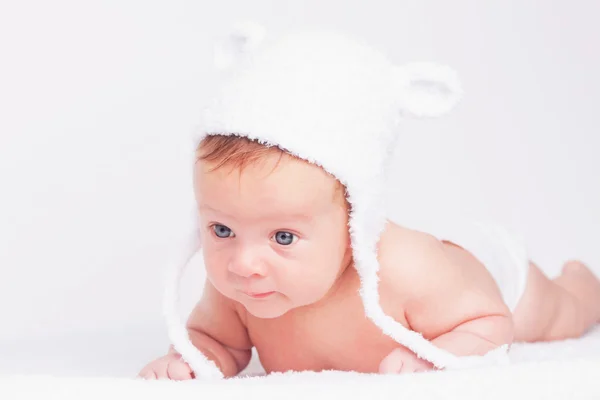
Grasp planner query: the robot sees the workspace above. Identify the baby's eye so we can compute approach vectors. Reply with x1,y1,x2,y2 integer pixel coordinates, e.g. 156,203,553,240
273,231,297,246
212,224,234,238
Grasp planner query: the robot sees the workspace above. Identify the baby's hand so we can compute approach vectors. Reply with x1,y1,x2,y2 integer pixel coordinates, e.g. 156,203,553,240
379,347,435,374
138,352,195,380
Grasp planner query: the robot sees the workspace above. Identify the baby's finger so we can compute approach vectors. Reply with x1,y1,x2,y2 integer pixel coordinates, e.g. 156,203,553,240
167,360,195,380
140,369,157,380
404,356,434,373
138,364,152,379
379,349,404,374
152,359,173,379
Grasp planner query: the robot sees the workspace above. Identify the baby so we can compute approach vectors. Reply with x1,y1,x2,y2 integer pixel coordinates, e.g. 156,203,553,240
139,26,600,379
139,135,600,379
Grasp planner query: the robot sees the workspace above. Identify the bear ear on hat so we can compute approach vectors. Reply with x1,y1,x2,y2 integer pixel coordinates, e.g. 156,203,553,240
214,21,267,70
394,62,463,118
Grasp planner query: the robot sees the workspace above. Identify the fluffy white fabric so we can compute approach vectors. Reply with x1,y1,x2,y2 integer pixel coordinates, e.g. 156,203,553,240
2,361,600,400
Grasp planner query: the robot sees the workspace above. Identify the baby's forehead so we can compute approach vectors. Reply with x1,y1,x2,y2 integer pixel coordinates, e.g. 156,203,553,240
197,155,342,215
201,151,337,187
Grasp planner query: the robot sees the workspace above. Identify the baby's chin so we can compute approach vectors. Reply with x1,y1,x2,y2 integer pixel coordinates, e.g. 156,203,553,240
238,296,293,319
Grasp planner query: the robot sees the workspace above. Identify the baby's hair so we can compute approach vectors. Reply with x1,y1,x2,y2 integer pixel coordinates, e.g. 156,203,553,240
197,135,349,209
197,135,284,173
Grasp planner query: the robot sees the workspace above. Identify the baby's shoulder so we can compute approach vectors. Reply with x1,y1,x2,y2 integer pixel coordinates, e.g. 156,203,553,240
376,221,461,299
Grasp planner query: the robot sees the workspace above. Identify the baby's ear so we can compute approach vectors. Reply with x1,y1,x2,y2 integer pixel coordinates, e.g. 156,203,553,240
214,21,267,70
394,62,463,117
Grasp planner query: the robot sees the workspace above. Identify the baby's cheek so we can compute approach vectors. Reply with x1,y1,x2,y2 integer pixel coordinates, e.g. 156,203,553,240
203,254,228,285
285,265,337,302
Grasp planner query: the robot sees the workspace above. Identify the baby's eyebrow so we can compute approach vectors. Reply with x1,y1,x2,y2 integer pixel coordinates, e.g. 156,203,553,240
271,213,314,224
198,204,238,220
199,204,314,224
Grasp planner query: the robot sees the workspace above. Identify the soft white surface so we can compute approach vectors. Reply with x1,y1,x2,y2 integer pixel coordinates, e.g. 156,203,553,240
2,361,600,400
2,327,600,399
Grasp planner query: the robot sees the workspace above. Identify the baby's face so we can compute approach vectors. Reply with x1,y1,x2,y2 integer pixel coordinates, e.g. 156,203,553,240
194,152,352,318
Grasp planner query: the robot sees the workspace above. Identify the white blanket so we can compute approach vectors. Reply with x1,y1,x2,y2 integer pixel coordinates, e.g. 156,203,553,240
2,326,600,399
2,360,600,400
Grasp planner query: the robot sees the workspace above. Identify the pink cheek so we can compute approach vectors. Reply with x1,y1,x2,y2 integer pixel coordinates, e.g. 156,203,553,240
203,253,228,278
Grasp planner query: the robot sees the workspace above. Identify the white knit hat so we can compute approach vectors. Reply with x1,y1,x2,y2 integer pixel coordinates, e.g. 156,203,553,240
164,23,509,379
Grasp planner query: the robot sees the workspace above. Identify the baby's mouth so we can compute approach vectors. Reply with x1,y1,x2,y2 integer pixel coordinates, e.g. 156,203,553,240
243,291,276,299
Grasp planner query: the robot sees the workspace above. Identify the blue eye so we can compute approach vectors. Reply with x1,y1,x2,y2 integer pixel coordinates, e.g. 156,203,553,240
273,231,296,246
213,224,234,238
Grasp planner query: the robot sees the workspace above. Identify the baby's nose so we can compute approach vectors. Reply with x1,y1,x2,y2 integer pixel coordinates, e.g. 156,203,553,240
228,249,268,278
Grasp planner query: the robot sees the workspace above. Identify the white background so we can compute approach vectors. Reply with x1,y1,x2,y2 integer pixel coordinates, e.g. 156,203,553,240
1,0,599,372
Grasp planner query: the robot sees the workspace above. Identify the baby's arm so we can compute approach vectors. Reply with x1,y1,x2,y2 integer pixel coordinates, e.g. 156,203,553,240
428,314,513,357
184,280,253,376
380,314,513,374
139,280,252,379
379,314,513,374
377,226,513,373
